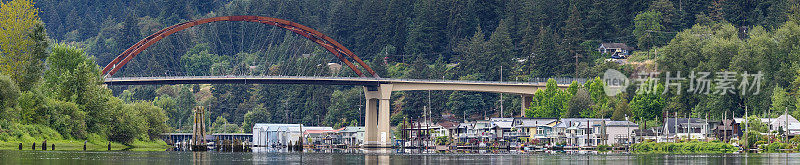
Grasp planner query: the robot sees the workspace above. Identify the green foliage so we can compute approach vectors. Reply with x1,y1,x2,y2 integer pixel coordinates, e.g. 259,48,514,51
611,98,632,121
566,88,592,118
771,87,794,113
633,11,667,49
526,79,572,118
43,43,101,104
0,74,19,112
42,98,87,139
435,136,450,145
630,82,665,121
632,141,737,153
744,130,766,149
181,43,229,76
153,95,179,130
764,142,794,152
211,116,241,133
745,116,769,133
597,144,612,151
0,0,48,91
131,101,169,141
324,87,363,127
242,107,271,133
0,123,63,143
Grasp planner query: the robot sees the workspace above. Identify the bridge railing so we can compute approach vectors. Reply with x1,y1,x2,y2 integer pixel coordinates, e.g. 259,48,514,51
105,76,587,85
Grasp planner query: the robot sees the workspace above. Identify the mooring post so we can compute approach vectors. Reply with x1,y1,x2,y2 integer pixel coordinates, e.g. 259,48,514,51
18,143,22,150
42,140,47,150
32,142,36,150
108,142,111,151
52,144,55,150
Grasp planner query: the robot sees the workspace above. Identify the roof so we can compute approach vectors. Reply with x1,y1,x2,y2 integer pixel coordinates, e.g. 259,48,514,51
664,118,708,134
715,119,739,131
769,114,800,126
599,43,634,50
304,126,334,131
253,123,303,132
437,121,460,129
339,126,364,133
605,120,639,127
514,118,559,127
490,118,515,129
304,127,345,134
555,118,610,128
634,129,655,136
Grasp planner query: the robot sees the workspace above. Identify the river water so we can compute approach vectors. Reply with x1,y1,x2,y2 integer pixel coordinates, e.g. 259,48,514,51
1,149,799,164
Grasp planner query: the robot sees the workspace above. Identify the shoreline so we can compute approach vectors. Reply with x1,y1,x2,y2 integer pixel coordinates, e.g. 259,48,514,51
0,140,171,151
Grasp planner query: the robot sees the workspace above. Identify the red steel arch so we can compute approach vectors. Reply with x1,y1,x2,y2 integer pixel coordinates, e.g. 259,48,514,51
102,16,379,78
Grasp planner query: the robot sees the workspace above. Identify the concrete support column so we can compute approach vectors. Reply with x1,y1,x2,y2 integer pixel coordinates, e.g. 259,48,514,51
363,84,393,148
521,95,533,117
364,86,380,146
377,84,393,147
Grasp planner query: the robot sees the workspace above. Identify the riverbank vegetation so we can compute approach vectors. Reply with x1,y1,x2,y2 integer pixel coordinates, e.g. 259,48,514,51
0,0,169,150
632,141,738,153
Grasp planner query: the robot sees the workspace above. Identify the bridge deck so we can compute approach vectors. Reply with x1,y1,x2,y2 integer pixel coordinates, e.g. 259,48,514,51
104,76,575,94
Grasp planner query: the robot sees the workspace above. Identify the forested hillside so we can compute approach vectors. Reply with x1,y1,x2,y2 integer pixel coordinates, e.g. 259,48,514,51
12,0,800,135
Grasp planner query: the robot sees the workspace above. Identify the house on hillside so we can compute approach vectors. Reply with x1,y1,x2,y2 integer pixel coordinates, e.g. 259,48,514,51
490,118,519,141
513,118,558,144
554,118,610,146
714,119,742,142
734,114,800,138
601,120,639,145
598,43,634,59
662,118,710,142
458,120,493,143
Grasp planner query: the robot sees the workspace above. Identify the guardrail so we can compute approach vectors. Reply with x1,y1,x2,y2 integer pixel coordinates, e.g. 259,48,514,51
105,76,586,85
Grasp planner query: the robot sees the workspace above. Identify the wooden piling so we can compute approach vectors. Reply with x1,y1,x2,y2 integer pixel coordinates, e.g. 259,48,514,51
42,140,47,150
18,143,22,150
52,144,55,150
32,142,35,150
107,142,111,151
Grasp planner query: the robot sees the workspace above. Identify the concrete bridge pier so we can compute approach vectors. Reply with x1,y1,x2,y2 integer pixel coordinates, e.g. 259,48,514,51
363,84,393,148
521,94,533,117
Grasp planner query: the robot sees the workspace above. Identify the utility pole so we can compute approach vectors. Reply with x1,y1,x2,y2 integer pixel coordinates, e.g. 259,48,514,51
724,111,728,142
705,112,709,142
674,112,677,142
428,90,432,123
768,107,772,143
744,106,749,149
686,114,689,140
499,66,504,118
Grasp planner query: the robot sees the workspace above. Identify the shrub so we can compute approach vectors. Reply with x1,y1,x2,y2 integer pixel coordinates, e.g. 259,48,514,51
764,142,794,152
598,144,612,151
632,141,736,153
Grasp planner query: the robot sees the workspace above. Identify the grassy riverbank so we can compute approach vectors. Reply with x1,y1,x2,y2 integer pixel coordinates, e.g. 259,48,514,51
0,123,170,151
0,139,170,151
632,141,738,153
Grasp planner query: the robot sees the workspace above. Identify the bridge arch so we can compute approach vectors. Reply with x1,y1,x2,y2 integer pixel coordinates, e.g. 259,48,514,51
102,15,379,78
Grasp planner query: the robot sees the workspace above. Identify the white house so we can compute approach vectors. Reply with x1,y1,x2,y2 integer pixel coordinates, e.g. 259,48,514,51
602,120,639,145
662,118,710,142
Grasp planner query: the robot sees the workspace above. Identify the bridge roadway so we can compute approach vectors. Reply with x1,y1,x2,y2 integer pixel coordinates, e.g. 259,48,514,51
105,76,573,148
104,76,572,95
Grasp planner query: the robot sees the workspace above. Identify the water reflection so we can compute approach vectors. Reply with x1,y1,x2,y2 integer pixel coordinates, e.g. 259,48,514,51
1,149,799,164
